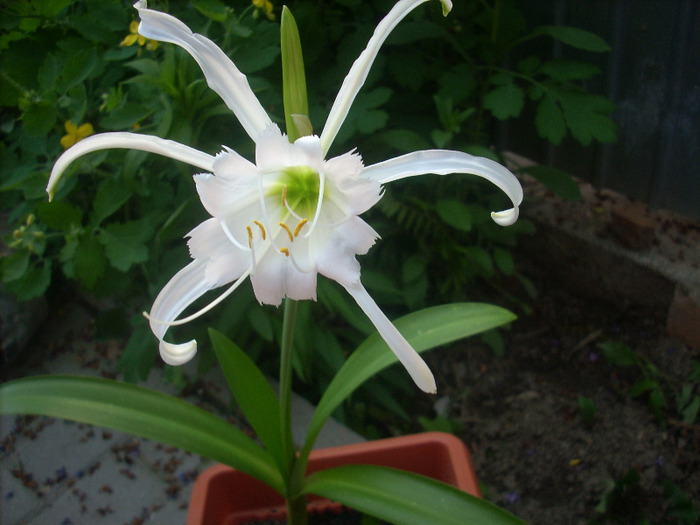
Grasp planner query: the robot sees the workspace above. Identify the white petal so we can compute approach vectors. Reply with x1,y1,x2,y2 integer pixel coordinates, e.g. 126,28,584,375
48,132,215,200
148,258,213,365
342,282,436,393
187,218,250,286
194,171,258,218
320,0,451,155
135,2,272,141
361,149,523,226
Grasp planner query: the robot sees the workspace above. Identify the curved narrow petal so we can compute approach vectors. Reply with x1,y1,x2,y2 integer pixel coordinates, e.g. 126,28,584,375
134,1,272,141
48,132,215,200
342,282,436,393
148,257,255,365
149,259,213,365
319,0,453,155
361,149,523,226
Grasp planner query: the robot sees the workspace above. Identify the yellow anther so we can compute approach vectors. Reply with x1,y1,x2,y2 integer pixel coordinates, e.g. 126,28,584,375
293,218,308,237
246,225,254,248
253,220,266,240
281,185,288,207
279,222,294,242
280,247,290,257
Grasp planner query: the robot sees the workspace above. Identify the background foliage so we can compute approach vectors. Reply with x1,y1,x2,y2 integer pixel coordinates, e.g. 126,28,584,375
0,0,615,426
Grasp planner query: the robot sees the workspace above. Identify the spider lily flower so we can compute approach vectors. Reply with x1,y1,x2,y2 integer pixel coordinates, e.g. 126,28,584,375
48,0,522,394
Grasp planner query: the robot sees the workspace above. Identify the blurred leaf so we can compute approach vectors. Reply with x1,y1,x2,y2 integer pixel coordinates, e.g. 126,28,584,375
99,221,150,272
436,199,472,232
21,100,57,137
535,26,611,52
519,165,581,201
493,247,515,275
37,200,83,232
535,94,566,145
599,341,637,367
92,178,133,225
101,103,153,130
1,250,30,283
539,59,601,81
556,90,617,145
681,396,700,425
73,235,106,289
118,322,156,383
4,261,51,300
56,47,99,92
192,0,230,22
483,83,524,120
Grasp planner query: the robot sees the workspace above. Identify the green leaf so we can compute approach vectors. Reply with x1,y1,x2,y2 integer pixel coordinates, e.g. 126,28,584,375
303,304,516,454
281,6,309,142
304,465,526,525
519,165,581,201
436,199,472,231
56,47,99,92
556,90,617,145
118,323,156,383
1,250,30,283
209,329,288,477
483,83,524,120
535,94,566,145
535,26,611,52
37,200,83,232
681,396,700,425
0,375,283,492
3,261,52,300
192,0,230,22
22,100,58,137
599,341,637,367
539,59,601,81
92,178,133,225
493,247,515,275
73,235,106,289
99,221,150,272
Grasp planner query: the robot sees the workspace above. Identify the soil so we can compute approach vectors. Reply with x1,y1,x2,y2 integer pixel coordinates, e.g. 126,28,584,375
423,266,700,524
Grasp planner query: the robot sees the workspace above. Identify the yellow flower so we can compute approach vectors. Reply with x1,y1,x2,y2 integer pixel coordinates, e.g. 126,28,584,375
120,20,158,51
60,120,94,149
252,0,275,20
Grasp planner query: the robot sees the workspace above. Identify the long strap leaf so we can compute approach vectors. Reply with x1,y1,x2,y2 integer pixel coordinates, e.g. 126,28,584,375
304,465,527,525
302,303,516,456
0,375,283,493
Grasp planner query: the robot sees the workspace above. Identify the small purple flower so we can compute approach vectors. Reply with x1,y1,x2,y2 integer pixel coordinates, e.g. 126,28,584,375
503,491,521,504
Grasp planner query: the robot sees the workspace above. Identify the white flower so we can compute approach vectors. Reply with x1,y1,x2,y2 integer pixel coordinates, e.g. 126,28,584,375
48,0,523,393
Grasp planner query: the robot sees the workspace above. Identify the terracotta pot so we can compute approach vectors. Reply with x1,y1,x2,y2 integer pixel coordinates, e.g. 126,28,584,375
187,431,481,525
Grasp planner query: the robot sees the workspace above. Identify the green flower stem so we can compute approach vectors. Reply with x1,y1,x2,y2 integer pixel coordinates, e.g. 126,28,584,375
279,298,308,525
279,298,298,462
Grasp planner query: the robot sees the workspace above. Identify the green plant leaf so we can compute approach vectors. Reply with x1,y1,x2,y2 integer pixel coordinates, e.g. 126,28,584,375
303,465,526,525
99,220,151,272
535,26,611,52
22,100,58,137
539,59,601,81
483,83,524,120
436,199,472,231
519,165,581,201
535,94,566,145
208,329,289,477
37,200,83,232
303,304,516,454
0,375,283,493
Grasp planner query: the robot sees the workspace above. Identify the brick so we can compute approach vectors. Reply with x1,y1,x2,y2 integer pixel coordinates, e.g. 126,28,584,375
667,285,700,350
610,203,656,250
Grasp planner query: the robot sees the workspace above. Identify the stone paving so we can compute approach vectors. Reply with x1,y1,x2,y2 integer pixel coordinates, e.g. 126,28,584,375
0,302,363,525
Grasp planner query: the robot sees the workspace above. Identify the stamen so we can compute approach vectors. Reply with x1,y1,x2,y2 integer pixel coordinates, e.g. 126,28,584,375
281,185,287,207
280,247,290,257
253,220,266,240
221,219,252,252
293,218,308,237
246,225,254,248
279,222,294,242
